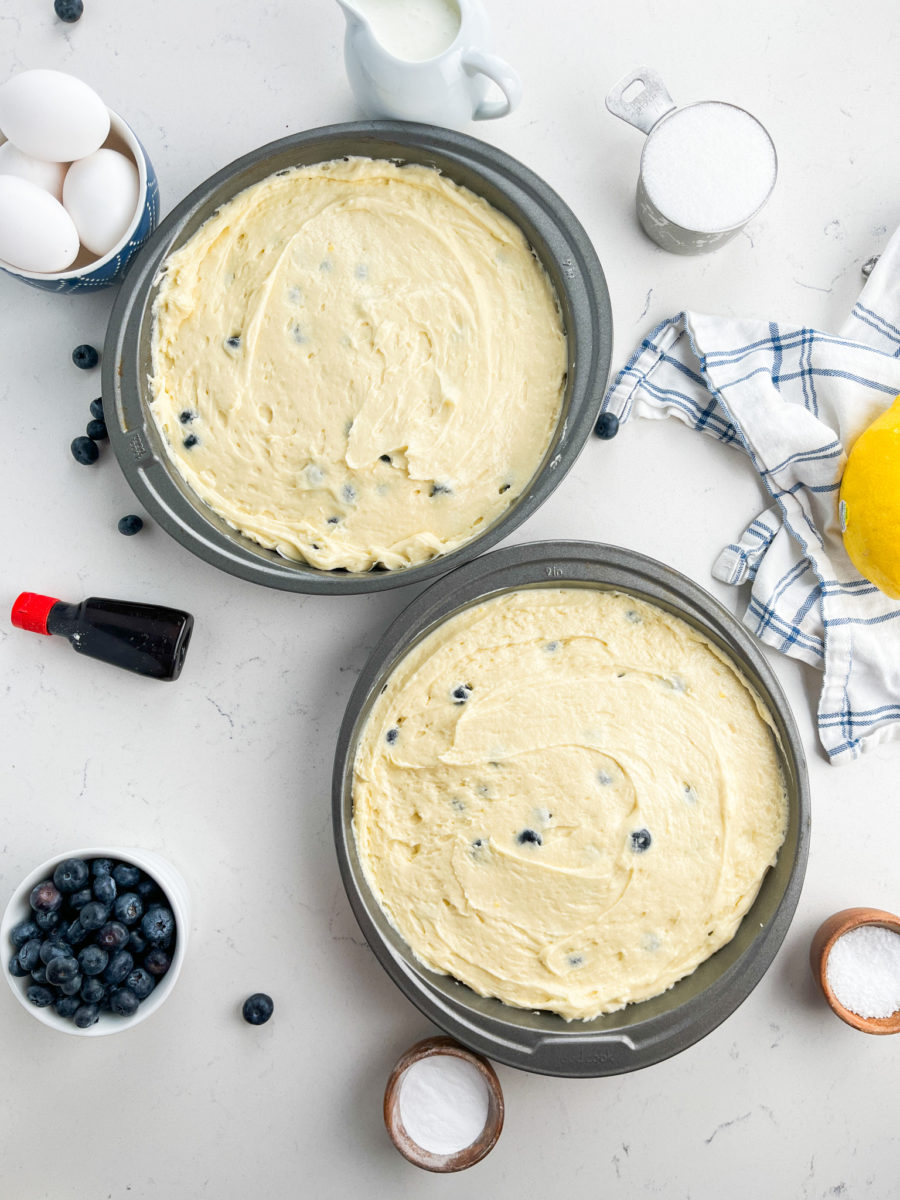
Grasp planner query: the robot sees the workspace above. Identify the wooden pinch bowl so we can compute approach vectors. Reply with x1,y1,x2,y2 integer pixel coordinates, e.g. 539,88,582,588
383,1035,504,1172
810,907,900,1034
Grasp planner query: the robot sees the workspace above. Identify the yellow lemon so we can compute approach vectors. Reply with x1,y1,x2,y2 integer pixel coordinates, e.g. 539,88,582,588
840,393,900,599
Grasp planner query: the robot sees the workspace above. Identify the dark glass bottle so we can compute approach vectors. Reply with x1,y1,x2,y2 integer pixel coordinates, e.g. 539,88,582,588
11,593,194,681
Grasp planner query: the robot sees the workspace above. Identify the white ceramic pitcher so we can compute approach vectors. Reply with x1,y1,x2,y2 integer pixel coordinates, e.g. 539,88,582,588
337,0,522,129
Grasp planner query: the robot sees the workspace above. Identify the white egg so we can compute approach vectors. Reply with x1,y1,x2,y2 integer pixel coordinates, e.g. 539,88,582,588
63,148,139,258
0,141,68,201
0,69,109,162
0,174,80,273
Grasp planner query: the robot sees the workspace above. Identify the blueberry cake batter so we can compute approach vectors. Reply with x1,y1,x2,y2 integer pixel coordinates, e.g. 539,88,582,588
352,588,788,1020
149,158,566,571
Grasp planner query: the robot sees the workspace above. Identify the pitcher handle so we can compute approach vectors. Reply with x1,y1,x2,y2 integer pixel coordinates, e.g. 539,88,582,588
605,66,676,134
463,50,522,120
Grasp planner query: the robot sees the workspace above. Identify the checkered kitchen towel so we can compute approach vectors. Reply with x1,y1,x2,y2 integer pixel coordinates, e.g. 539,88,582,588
602,225,900,763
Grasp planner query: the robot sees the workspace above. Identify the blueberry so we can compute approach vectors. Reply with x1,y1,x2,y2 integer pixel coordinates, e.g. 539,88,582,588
59,972,83,996
30,965,47,984
92,859,113,877
451,684,472,704
34,909,61,932
594,411,620,440
72,344,99,370
54,0,84,22
109,987,140,1017
78,945,108,977
144,948,171,977
26,985,55,1008
79,900,110,930
10,919,40,949
89,397,104,420
63,918,88,947
225,335,241,349
430,482,453,496
517,829,542,846
114,893,143,925
30,880,62,914
53,857,90,893
81,976,106,1004
86,418,108,441
17,939,42,973
385,727,399,745
141,906,175,945
40,939,73,965
112,864,141,888
8,952,29,978
379,454,391,463
127,930,148,956
178,410,195,424
134,877,161,903
70,435,99,465
117,515,143,536
326,515,340,524
45,955,79,985
103,950,134,986
125,967,155,1000
92,874,116,904
242,993,274,1025
630,829,652,853
55,994,81,1018
69,887,92,911
74,1003,100,1028
96,921,129,951
183,434,198,449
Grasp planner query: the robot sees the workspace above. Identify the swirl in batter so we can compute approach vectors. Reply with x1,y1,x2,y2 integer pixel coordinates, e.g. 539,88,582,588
149,158,566,571
352,588,788,1020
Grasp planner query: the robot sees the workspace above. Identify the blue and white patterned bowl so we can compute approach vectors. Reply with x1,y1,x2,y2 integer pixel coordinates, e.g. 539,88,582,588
0,109,159,293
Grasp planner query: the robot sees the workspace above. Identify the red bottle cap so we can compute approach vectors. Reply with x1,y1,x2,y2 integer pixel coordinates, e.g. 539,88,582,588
10,592,59,636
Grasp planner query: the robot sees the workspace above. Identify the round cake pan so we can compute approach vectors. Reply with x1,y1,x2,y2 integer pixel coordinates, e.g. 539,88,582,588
333,540,810,1077
104,121,612,594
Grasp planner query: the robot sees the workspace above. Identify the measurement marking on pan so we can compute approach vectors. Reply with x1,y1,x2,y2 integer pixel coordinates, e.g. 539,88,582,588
545,566,564,578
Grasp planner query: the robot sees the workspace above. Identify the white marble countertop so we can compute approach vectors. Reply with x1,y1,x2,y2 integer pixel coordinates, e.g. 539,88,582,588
2,1,899,1196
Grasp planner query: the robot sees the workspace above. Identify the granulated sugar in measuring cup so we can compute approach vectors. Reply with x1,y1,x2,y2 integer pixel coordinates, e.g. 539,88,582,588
606,67,777,254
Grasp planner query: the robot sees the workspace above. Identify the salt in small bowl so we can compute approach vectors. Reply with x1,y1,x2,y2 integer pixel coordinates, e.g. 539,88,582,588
383,1035,504,1171
810,907,900,1035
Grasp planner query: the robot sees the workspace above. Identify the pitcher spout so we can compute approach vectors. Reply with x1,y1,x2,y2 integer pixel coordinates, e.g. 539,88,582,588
335,0,366,30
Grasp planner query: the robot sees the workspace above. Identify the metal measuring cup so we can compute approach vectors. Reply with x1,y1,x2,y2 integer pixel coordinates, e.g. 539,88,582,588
606,67,778,254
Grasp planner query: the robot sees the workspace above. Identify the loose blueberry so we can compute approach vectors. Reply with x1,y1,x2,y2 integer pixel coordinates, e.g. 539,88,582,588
630,829,652,853
242,993,274,1025
92,859,113,877
517,829,542,846
80,977,106,1005
26,985,55,1008
30,880,62,914
17,940,42,972
69,887,93,911
103,950,134,987
89,397,104,420
72,344,99,370
114,893,143,925
183,434,198,449
70,435,99,465
55,993,82,1018
144,948,171,977
79,900,110,930
92,874,116,904
117,515,143,536
34,909,61,932
8,952,29,978
10,919,40,949
109,987,140,1017
140,906,175,945
385,727,399,745
78,944,108,976
40,939,73,965
452,684,472,704
45,955,79,985
594,411,620,440
96,922,129,951
59,972,83,996
86,418,108,441
54,0,84,22
53,858,90,893
74,1003,100,1028
125,967,155,1000
112,864,141,888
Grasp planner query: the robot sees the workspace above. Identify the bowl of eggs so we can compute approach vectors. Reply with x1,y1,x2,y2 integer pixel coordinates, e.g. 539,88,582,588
0,69,159,292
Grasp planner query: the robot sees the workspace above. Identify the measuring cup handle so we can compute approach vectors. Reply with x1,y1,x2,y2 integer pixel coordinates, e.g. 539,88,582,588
605,66,676,134
463,50,523,120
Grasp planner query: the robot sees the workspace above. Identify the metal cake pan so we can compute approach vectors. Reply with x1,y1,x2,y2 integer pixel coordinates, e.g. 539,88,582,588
103,121,612,594
333,541,811,1077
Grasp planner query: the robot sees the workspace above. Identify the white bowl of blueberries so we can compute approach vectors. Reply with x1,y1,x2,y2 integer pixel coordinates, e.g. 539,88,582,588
1,847,189,1035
